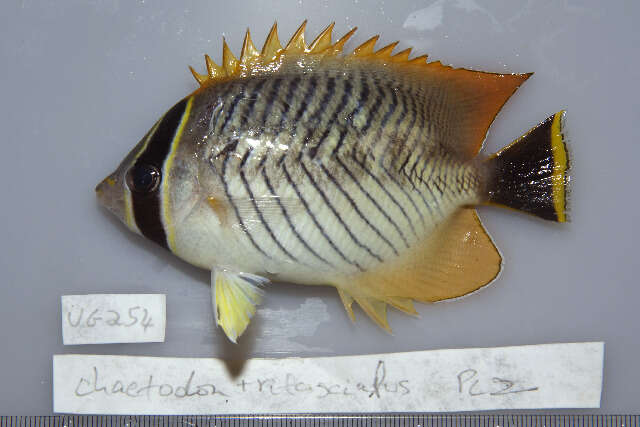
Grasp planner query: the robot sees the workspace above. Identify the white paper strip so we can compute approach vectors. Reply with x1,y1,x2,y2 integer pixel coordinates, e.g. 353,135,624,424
61,294,166,345
53,342,603,414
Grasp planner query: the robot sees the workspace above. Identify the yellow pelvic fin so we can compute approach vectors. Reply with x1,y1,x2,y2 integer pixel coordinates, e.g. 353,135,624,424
331,209,501,331
212,269,267,343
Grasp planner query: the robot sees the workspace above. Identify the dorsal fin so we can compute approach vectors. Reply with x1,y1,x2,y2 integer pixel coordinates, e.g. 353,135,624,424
189,22,531,154
189,21,356,88
419,62,531,156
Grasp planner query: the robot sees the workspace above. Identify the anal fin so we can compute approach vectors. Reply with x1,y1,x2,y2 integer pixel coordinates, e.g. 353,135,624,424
211,269,268,343
337,288,356,322
353,295,391,333
332,208,501,329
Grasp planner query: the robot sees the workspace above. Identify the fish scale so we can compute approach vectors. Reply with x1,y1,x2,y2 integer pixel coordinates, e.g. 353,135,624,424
209,67,477,275
96,22,570,342
204,64,486,290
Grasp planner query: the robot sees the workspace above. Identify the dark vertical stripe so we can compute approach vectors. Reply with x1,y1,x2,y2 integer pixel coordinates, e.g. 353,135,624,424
275,76,317,165
219,86,245,132
293,76,319,123
261,168,334,267
405,101,429,185
300,161,383,263
417,146,446,217
260,77,284,124
378,84,434,221
282,162,363,271
361,85,385,135
351,151,418,237
239,168,299,263
319,164,399,256
395,87,421,176
336,157,410,248
279,76,302,130
350,71,370,130
238,78,269,127
299,76,337,161
132,98,188,249
220,145,270,259
331,73,370,159
309,78,353,159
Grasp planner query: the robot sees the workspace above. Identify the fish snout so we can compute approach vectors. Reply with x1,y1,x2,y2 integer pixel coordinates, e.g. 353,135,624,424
94,173,128,226
95,175,118,201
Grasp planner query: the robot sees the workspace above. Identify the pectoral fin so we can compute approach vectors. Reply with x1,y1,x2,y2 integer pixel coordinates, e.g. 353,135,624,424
211,269,268,343
207,196,303,229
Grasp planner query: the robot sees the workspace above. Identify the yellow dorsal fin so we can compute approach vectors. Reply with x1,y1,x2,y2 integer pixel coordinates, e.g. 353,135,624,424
240,29,260,66
261,22,283,62
188,21,530,147
309,22,335,53
375,41,399,58
409,54,429,65
420,62,531,156
353,35,379,57
222,38,238,75
391,47,412,62
190,21,356,88
329,26,357,54
189,66,208,85
285,20,308,53
331,209,501,330
205,54,224,79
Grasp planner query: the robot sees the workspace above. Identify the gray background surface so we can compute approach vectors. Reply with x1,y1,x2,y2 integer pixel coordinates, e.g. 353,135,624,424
0,0,637,414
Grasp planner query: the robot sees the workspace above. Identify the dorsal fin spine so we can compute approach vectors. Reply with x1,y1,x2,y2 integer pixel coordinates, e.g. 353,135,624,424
261,22,283,62
285,20,308,53
188,21,477,88
328,26,357,55
309,22,335,54
240,29,260,64
353,36,379,57
222,38,238,75
204,54,224,79
375,41,399,58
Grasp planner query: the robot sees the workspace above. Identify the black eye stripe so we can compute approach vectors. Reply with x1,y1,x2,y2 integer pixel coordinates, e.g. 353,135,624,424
131,97,189,249
136,98,189,168
126,164,160,193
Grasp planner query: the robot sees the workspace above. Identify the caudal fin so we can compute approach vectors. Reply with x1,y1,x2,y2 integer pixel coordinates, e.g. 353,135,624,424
485,111,570,222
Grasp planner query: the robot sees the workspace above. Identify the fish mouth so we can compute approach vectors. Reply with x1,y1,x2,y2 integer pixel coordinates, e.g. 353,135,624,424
96,175,116,190
95,174,118,204
95,180,105,195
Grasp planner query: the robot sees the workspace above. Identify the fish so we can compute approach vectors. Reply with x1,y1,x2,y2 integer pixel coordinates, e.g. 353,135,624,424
95,21,570,343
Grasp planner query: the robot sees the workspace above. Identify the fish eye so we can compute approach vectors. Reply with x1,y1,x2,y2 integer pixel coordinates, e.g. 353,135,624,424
126,163,161,193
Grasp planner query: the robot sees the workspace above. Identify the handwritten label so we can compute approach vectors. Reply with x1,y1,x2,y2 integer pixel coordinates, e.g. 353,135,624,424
61,294,166,345
53,342,603,414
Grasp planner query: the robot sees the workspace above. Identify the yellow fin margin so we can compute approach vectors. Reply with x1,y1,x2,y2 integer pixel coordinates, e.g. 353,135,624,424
189,21,436,88
550,111,569,223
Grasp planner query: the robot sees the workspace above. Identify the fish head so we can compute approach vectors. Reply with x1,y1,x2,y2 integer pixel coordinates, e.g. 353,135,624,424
96,97,197,244
95,135,153,236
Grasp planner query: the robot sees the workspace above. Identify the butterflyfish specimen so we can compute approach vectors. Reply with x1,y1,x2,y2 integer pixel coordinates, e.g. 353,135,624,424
96,22,570,342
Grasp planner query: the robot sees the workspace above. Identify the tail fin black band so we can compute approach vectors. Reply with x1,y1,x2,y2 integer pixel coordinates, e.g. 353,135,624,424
485,111,570,222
